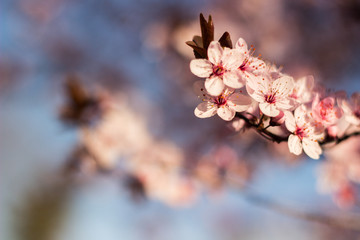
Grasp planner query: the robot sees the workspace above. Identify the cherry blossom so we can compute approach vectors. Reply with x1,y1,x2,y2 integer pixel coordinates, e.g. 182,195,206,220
284,105,323,159
246,74,295,117
190,41,245,96
194,82,252,121
311,94,343,128
235,38,266,82
289,75,315,105
339,92,360,126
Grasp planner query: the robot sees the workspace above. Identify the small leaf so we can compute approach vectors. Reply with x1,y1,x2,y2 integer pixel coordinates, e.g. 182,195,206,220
200,13,214,53
186,41,207,58
219,32,233,49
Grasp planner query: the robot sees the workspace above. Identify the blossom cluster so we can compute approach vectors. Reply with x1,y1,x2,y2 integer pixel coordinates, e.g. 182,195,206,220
189,38,360,160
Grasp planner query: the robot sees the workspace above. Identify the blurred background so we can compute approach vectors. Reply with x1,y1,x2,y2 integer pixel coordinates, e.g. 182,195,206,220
1,0,360,239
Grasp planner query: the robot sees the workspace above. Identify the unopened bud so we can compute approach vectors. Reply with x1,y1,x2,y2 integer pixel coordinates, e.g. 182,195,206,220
270,111,285,126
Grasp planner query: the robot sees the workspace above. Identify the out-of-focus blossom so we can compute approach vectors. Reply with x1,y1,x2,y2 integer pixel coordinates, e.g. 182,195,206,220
289,75,315,105
190,41,244,96
270,111,285,126
235,38,266,81
340,92,360,126
81,96,151,170
317,161,348,194
129,141,197,207
334,184,356,209
317,136,360,207
194,81,252,121
285,105,323,159
246,74,295,117
195,145,250,191
228,118,246,132
312,94,343,128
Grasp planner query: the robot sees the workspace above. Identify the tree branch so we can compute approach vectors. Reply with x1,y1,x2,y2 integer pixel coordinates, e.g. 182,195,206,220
243,191,360,231
235,113,360,146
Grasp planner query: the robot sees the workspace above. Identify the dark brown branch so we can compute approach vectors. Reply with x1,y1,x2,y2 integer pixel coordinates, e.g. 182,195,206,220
235,113,288,143
320,131,360,146
235,113,360,146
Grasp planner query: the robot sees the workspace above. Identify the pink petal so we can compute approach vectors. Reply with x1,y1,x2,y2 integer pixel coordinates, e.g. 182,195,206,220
190,59,213,78
345,115,360,126
275,98,293,110
222,48,245,69
227,93,253,112
288,134,302,155
272,76,294,97
302,138,322,159
294,104,307,120
246,84,265,103
235,38,248,55
284,111,296,132
259,102,280,117
194,102,217,118
207,41,223,65
245,74,269,102
205,77,225,96
249,57,266,74
223,71,243,89
217,106,235,121
296,75,314,102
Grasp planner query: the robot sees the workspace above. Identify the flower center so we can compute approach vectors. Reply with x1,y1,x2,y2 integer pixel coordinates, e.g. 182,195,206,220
319,102,334,119
294,127,306,140
239,62,247,71
213,65,225,76
354,109,360,119
264,94,276,104
214,95,227,106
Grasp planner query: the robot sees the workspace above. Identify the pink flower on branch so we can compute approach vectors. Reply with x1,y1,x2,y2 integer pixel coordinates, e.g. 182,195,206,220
289,75,315,105
312,94,343,128
194,82,252,121
285,105,323,159
340,92,360,126
246,74,295,117
190,41,245,96
235,38,266,81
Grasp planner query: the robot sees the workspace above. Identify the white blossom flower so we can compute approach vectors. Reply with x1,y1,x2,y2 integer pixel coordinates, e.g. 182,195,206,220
284,105,323,159
194,82,252,121
339,92,360,126
246,74,295,117
312,94,343,128
235,38,266,81
190,41,244,96
289,75,315,104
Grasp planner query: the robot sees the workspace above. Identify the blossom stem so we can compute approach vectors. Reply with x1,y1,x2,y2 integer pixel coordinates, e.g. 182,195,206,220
236,112,360,145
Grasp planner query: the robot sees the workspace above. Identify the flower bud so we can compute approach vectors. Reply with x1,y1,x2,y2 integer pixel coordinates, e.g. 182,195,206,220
270,111,285,126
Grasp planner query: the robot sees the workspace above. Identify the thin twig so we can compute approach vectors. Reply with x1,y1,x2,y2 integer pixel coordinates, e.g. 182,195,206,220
235,112,360,145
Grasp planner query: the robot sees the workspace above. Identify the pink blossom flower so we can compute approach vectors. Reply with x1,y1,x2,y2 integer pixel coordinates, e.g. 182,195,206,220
270,111,285,126
246,74,295,117
289,75,315,104
228,118,246,132
334,184,356,209
317,161,349,193
311,94,343,127
339,92,360,126
194,81,253,121
190,41,244,96
235,38,266,81
194,82,252,121
285,105,323,159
